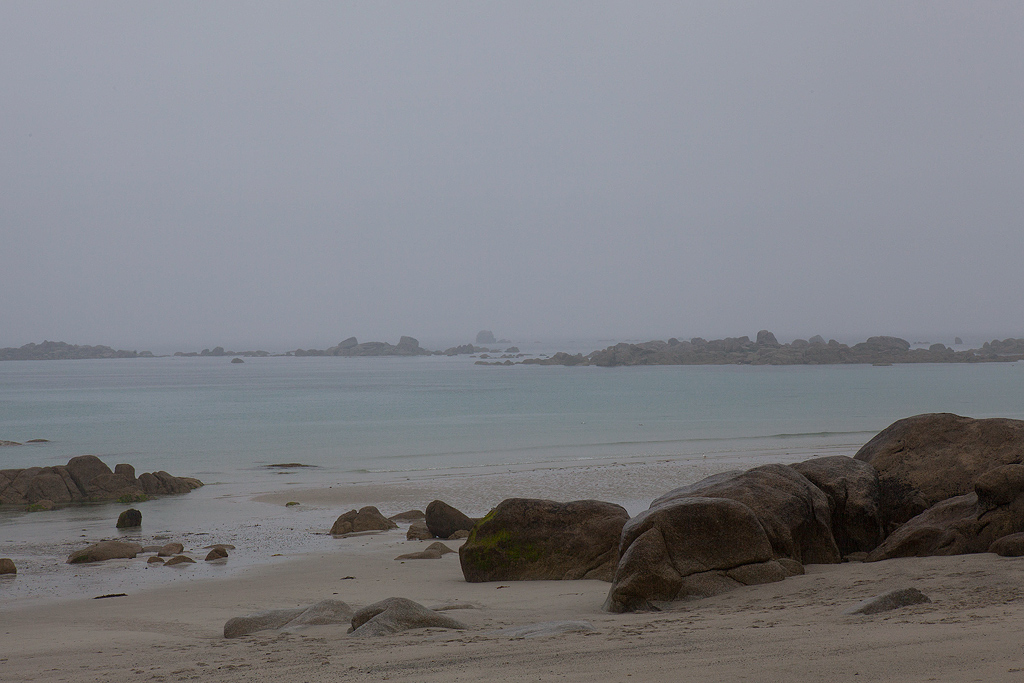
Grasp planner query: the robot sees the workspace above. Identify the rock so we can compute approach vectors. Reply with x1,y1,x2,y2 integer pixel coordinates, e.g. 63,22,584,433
425,500,476,539
448,529,470,540
756,330,780,347
955,337,964,345
651,464,840,564
116,508,142,528
206,547,229,561
867,465,1024,561
989,532,1024,556
27,499,55,511
330,506,399,535
0,558,16,574
203,543,236,550
348,597,467,637
0,440,22,447
147,556,164,564
230,357,244,363
164,555,195,566
224,599,354,638
790,456,884,554
460,498,629,582
157,543,184,557
808,335,826,345
476,330,497,345
603,497,777,613
844,587,931,615
389,509,425,522
407,521,432,540
67,540,143,564
114,464,136,479
489,621,596,639
395,542,456,560
854,413,1024,528
777,558,805,575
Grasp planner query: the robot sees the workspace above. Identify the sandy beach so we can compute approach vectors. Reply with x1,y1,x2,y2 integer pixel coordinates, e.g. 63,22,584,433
4,477,1024,683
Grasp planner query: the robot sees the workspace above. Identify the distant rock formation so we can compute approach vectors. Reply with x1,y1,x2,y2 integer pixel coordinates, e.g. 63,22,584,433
0,341,154,361
520,333,1024,367
173,346,270,357
0,455,202,507
293,336,431,357
476,330,497,345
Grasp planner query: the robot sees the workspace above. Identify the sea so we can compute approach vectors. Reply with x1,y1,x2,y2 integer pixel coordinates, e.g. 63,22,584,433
1,350,1022,606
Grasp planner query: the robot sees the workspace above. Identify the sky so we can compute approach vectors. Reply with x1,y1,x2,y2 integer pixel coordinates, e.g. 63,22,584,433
2,2,1022,353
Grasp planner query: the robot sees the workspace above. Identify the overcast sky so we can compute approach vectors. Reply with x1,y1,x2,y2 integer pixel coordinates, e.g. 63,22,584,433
2,2,1022,352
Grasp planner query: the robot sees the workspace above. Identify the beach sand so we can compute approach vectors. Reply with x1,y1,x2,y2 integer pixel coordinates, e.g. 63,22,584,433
3,515,1024,683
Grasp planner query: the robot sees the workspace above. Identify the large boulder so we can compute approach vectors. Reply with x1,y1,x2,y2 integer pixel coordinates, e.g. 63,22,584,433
459,498,629,582
790,456,884,555
604,497,783,613
348,597,467,637
116,508,142,528
330,506,398,535
651,464,840,564
855,413,1024,528
67,540,143,564
425,500,476,539
866,464,1024,561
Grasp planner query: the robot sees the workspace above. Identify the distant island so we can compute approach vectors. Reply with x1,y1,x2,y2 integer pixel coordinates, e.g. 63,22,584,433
501,332,1024,367
0,341,154,361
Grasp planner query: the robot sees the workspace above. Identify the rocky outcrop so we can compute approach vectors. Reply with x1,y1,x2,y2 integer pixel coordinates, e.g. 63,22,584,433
330,506,399,535
0,341,154,361
854,413,1024,528
651,464,840,565
604,497,787,613
866,465,1024,561
293,336,431,357
460,499,629,582
224,600,354,638
425,500,476,539
67,540,143,564
348,597,467,637
790,456,884,555
0,455,201,507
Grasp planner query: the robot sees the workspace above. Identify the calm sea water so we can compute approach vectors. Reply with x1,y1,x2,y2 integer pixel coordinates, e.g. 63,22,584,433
1,355,1022,605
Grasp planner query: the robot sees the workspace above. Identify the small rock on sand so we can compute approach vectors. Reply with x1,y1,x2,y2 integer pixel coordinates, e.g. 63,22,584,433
164,555,195,566
489,620,596,639
395,542,456,560
844,587,931,615
67,541,143,564
224,599,354,638
205,547,229,561
0,558,16,574
348,597,467,637
407,521,432,540
157,543,184,557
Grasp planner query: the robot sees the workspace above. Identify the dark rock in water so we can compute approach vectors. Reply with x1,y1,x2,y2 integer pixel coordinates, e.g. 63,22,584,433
349,597,467,637
604,497,780,613
27,499,55,511
425,500,476,539
0,558,16,574
26,438,49,443
266,463,315,468
389,509,425,522
844,587,931,615
989,532,1024,557
955,337,964,345
460,498,629,582
651,464,840,565
854,413,1024,528
205,547,229,561
331,506,398,535
116,508,142,528
866,464,1024,561
790,456,883,555
224,599,354,638
67,540,143,564
1,440,23,446
395,542,456,560
476,330,497,345
230,357,244,363
165,555,195,566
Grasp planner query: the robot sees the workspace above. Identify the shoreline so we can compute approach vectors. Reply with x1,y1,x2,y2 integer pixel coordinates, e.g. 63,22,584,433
3,527,1024,681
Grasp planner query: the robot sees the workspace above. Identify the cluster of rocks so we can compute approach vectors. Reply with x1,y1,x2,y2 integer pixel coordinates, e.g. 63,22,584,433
513,332,1024,367
329,503,477,543
0,341,154,361
293,336,431,357
442,413,1024,613
0,455,203,509
173,347,271,357
66,539,233,565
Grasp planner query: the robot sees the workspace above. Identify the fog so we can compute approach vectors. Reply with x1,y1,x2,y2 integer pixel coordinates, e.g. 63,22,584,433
2,2,1022,352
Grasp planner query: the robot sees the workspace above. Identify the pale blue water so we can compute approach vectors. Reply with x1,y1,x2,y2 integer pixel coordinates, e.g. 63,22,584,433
1,355,1022,605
